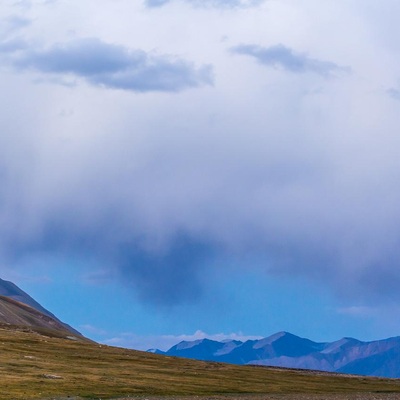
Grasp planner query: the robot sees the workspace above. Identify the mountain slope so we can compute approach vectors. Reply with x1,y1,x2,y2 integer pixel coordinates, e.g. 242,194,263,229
337,345,400,378
0,295,84,339
0,278,56,317
156,332,400,378
0,278,81,337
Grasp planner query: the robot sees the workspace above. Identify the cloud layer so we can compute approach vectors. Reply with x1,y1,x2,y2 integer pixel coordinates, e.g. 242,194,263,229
1,0,400,315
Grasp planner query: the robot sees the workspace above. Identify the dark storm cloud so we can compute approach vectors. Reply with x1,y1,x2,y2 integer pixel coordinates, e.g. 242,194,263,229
7,38,214,92
0,213,212,306
3,107,400,310
231,44,350,77
117,237,214,306
145,0,264,8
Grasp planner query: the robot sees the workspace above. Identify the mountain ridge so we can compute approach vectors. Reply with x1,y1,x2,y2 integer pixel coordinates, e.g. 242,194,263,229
152,331,400,378
0,277,83,338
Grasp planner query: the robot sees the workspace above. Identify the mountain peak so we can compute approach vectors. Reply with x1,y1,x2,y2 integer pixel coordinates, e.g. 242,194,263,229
253,331,300,349
270,331,292,339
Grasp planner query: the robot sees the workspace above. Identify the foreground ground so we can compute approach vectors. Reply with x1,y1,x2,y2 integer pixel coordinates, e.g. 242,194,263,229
1,326,400,400
123,395,400,400
43,395,400,400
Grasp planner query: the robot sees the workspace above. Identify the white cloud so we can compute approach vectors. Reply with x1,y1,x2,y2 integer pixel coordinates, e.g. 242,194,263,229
103,330,263,351
336,306,376,318
80,324,108,336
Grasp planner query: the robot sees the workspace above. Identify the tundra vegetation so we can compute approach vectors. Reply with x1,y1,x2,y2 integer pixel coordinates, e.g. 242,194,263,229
1,326,400,400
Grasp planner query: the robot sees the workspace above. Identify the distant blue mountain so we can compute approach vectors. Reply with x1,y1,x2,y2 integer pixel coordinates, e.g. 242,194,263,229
151,331,400,378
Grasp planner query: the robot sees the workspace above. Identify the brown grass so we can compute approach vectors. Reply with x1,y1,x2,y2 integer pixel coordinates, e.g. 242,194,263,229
0,327,399,400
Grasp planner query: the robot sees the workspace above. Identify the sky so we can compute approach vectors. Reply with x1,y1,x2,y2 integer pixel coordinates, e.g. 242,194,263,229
1,0,400,351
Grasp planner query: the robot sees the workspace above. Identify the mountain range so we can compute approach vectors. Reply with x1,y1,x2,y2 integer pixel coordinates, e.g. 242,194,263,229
152,331,400,378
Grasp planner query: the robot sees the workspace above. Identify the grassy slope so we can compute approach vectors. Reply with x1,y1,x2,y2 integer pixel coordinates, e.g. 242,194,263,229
1,327,400,400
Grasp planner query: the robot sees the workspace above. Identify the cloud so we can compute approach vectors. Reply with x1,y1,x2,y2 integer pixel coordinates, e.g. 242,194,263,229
145,0,264,8
388,88,400,101
336,306,376,318
231,44,350,77
80,324,108,336
146,0,170,6
11,0,57,9
2,37,213,92
0,15,31,37
115,237,214,305
2,72,400,310
0,38,27,53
